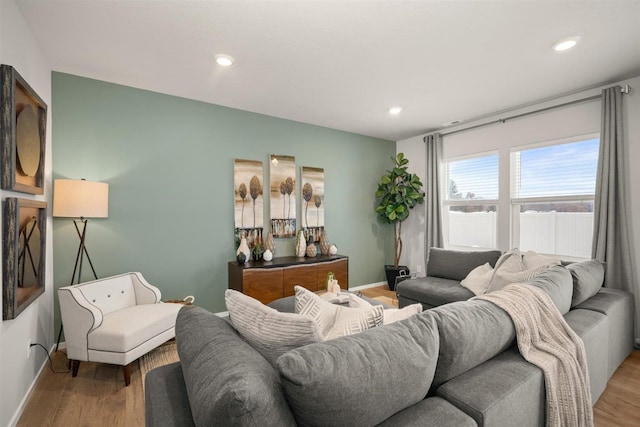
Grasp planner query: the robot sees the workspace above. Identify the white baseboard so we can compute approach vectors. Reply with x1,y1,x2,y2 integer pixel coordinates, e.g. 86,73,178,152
10,343,55,427
348,281,388,291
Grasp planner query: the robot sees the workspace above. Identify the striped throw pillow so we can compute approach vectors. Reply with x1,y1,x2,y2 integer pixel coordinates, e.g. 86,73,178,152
225,289,323,366
294,286,384,340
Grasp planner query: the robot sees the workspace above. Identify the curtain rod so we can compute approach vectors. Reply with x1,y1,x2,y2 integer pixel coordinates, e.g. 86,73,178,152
427,84,631,140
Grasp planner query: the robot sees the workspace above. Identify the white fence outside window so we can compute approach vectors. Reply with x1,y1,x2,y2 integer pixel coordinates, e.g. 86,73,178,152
447,211,593,258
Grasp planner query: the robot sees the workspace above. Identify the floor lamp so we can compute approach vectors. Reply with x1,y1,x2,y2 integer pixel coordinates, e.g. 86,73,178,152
53,178,109,351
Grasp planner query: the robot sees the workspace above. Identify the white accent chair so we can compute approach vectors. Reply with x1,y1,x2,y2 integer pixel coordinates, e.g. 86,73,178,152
58,272,183,386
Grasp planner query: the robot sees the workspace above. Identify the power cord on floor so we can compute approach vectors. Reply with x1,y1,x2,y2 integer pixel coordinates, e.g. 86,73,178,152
31,343,71,374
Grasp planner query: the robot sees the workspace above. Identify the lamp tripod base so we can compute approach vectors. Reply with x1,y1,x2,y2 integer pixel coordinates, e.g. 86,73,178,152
55,219,99,352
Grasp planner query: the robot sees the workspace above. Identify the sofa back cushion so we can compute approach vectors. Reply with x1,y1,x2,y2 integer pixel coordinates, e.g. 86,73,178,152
567,260,605,308
429,299,516,390
176,306,296,427
277,313,439,427
526,265,573,315
427,248,502,281
76,275,136,315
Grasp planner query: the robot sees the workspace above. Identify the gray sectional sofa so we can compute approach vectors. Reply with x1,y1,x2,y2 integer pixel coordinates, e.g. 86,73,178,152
145,254,634,426
396,247,502,309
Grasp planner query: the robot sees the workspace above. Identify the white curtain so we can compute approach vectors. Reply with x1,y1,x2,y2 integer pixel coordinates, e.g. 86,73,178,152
592,85,638,343
424,133,443,263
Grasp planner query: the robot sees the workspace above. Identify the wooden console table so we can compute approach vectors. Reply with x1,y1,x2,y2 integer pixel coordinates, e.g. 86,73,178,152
228,255,348,304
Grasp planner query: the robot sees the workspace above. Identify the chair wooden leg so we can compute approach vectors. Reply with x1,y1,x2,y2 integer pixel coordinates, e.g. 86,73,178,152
123,363,132,386
71,360,80,377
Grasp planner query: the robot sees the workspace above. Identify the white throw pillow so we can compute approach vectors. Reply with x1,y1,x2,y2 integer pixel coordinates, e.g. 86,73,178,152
486,249,558,293
522,250,561,270
347,293,422,325
460,262,494,295
225,289,323,366
295,287,383,340
493,248,525,274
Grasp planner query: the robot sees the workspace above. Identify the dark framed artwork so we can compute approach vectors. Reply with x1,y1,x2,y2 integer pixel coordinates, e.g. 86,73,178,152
1,64,47,195
3,198,47,320
301,166,325,242
234,159,264,247
270,154,296,238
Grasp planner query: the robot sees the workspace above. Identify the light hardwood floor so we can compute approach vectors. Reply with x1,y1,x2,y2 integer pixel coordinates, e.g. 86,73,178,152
17,286,640,426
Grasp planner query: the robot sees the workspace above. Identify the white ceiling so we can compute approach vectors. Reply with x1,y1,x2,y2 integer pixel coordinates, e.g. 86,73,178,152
16,0,640,141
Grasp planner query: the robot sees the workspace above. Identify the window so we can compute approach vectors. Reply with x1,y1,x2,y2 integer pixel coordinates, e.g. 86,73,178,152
511,135,599,258
443,153,499,249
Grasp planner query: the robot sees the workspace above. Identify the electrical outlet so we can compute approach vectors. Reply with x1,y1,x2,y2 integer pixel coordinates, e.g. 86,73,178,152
416,265,422,274
27,339,32,359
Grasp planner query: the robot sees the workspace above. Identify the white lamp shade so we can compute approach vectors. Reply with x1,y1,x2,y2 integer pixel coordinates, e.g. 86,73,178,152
53,179,109,218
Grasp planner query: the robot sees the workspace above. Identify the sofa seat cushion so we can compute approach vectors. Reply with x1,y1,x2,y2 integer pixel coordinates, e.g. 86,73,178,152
176,306,296,427
88,303,181,352
564,309,609,402
575,288,635,378
396,276,474,309
277,312,439,427
436,348,545,427
376,397,476,427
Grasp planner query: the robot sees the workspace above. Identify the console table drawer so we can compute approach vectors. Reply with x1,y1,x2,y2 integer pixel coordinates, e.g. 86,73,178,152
242,268,283,304
317,258,348,290
284,264,318,296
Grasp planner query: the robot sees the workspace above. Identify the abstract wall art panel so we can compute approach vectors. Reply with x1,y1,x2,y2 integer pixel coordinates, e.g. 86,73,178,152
270,154,296,238
301,166,324,242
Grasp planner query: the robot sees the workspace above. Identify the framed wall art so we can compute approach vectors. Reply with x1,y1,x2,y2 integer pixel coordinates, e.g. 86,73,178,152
3,198,47,320
1,64,47,195
234,159,264,248
269,154,296,238
301,166,324,242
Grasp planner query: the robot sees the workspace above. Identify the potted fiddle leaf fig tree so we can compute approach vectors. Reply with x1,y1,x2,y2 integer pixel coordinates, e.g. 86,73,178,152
374,152,425,290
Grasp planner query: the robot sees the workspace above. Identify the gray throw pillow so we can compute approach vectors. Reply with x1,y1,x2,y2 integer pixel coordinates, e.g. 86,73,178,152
277,312,439,427
176,306,296,426
567,260,605,308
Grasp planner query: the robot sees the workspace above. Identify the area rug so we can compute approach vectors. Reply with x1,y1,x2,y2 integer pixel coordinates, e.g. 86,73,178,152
140,340,179,391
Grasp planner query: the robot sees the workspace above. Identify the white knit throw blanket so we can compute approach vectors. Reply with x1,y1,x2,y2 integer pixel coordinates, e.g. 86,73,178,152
478,284,594,427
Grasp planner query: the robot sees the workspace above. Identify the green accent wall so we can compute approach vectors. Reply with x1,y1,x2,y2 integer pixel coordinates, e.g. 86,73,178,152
52,72,395,328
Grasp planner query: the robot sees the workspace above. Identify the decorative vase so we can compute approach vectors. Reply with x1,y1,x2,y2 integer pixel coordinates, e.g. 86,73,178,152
319,231,330,255
329,244,338,255
252,245,264,261
264,231,276,255
263,249,273,261
295,230,307,257
237,237,251,261
306,244,317,257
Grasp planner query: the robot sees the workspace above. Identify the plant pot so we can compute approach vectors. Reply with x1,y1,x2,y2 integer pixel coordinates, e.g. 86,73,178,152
384,265,410,291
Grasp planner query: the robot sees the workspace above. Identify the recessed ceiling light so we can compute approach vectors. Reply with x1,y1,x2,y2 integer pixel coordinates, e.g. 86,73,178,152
442,120,461,127
215,54,234,66
552,36,580,52
389,106,403,115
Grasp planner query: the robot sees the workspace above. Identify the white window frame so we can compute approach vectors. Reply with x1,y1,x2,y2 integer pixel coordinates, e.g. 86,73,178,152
442,151,499,251
510,132,599,258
